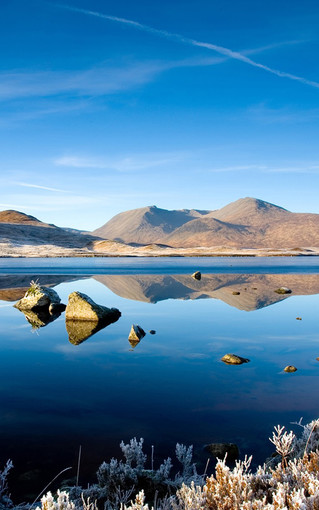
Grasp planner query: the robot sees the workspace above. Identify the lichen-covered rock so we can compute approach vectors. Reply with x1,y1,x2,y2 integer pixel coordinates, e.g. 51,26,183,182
284,365,297,373
221,353,250,365
65,291,121,322
275,287,292,294
205,442,239,462
14,282,61,310
192,271,201,280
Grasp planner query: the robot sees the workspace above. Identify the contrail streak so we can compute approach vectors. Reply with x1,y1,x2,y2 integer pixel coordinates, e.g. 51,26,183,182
56,3,319,89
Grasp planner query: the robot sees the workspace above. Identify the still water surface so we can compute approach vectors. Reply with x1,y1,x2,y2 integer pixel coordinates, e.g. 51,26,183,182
0,258,319,500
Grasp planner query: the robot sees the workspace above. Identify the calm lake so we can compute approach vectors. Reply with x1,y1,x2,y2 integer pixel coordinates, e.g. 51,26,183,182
1,257,319,501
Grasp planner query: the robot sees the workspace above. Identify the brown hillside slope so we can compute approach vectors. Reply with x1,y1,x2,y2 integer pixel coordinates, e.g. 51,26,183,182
0,210,101,250
0,210,52,227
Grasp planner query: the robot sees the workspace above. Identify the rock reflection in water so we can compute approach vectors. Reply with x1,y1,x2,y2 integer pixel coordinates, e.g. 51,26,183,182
17,307,63,330
66,314,121,345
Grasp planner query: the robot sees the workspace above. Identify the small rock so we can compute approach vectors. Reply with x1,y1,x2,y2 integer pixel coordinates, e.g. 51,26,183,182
284,365,297,373
296,317,302,320
129,324,146,342
316,357,319,362
205,443,239,462
149,330,156,335
14,282,61,311
192,271,201,281
65,291,121,322
128,325,146,349
232,291,240,295
221,353,250,365
275,287,292,294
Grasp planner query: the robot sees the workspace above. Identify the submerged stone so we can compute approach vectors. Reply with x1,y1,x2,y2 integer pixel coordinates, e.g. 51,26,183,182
274,287,292,294
205,443,239,462
284,365,297,373
65,291,121,322
221,353,250,365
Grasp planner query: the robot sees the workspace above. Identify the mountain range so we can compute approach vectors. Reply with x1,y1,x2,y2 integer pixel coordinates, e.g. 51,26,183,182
1,197,319,256
92,197,319,249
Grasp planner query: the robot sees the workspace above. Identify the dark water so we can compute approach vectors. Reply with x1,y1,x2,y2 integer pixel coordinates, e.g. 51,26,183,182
1,258,319,502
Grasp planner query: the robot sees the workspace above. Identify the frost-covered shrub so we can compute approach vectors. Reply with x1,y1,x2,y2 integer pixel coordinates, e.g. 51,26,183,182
67,437,201,510
5,419,319,510
0,460,13,510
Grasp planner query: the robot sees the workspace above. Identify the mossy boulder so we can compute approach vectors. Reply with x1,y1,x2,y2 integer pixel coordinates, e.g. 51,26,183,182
14,283,61,310
65,291,121,322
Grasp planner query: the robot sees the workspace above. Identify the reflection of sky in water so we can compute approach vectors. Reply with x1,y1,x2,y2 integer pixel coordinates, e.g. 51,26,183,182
0,272,319,499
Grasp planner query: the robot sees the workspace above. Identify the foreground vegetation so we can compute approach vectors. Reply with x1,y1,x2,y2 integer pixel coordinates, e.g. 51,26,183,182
1,419,319,510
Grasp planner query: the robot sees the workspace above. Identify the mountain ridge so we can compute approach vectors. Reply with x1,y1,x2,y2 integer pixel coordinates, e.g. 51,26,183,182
1,197,319,256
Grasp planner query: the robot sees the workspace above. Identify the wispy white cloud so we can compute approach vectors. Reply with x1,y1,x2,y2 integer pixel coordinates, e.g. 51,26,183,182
0,194,100,213
57,4,319,89
209,163,319,174
14,182,69,193
209,164,268,172
54,152,187,172
0,63,164,101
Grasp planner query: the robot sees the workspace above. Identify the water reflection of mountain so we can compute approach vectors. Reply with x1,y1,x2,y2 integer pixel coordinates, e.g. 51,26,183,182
2,273,319,312
0,275,86,302
94,274,319,311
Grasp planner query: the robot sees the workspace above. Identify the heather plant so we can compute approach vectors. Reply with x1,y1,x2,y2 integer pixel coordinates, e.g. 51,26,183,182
25,280,41,297
4,420,319,510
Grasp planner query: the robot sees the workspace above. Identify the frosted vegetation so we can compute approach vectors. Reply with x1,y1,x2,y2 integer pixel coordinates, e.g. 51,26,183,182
1,419,319,510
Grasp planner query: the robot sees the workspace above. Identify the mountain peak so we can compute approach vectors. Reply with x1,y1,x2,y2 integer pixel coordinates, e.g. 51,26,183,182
0,210,44,225
210,197,289,225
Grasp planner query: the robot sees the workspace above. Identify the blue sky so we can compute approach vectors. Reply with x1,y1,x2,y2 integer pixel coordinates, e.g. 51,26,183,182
1,0,319,230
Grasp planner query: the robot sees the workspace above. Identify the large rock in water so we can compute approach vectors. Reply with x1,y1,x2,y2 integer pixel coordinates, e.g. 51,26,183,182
14,282,61,310
65,291,121,322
